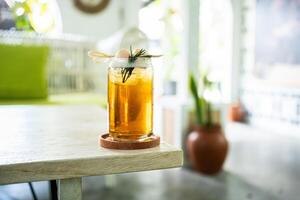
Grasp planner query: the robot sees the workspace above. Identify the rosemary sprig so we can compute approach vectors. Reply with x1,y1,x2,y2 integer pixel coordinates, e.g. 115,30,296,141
121,46,147,83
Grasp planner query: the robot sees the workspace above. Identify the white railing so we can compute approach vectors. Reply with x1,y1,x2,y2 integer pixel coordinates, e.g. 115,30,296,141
0,30,105,94
241,85,300,129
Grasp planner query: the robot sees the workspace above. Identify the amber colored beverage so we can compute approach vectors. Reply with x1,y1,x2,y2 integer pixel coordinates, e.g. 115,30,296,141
108,66,153,141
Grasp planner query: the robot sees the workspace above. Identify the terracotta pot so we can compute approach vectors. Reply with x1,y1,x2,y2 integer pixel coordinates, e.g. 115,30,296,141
186,125,228,175
228,103,244,122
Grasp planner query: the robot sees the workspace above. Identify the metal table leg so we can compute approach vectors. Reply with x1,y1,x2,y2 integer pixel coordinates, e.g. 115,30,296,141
50,180,58,200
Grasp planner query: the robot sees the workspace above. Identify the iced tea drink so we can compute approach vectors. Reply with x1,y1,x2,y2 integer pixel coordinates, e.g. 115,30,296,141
108,59,153,141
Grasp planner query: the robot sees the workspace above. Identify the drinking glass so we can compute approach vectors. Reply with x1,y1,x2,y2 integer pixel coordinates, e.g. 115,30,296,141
108,57,153,141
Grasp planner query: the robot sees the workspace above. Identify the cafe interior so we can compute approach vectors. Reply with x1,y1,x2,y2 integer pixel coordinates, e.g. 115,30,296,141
0,0,300,200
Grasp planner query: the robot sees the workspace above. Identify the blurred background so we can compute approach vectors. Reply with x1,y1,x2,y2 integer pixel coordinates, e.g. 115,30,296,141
0,0,300,199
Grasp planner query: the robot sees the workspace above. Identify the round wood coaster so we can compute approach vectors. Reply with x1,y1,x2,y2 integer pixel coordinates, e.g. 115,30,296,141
99,133,160,150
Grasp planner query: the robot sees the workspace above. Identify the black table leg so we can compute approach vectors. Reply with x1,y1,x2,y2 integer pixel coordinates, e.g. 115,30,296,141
50,180,58,200
28,182,38,200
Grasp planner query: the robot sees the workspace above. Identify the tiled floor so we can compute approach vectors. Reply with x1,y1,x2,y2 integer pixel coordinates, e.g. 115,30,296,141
1,123,299,200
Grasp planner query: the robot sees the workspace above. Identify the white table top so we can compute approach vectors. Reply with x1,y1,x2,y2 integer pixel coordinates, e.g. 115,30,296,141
0,105,182,184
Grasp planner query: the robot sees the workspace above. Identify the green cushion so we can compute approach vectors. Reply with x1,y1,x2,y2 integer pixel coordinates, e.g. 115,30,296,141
0,43,49,99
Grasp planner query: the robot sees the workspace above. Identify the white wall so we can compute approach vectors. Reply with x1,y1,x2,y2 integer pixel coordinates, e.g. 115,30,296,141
56,0,123,40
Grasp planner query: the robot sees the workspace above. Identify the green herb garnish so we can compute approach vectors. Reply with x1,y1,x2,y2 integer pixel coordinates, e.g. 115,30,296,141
121,46,147,83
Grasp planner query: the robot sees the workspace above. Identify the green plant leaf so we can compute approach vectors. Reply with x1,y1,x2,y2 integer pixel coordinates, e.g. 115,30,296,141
189,74,203,126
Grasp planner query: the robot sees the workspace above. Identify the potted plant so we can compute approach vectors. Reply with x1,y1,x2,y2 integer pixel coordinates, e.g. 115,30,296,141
186,73,228,175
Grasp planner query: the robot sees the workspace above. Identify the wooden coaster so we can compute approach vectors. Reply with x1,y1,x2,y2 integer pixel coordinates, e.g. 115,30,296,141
99,133,160,150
